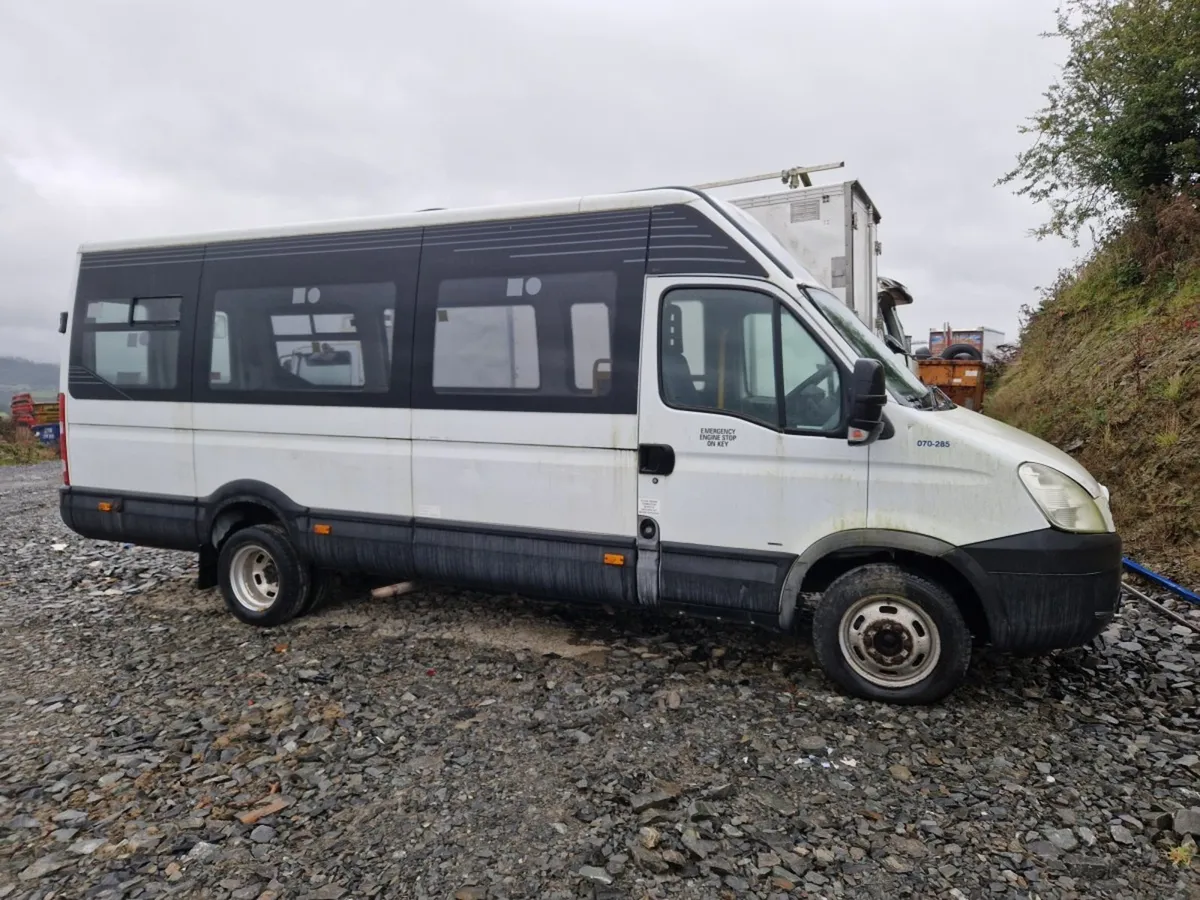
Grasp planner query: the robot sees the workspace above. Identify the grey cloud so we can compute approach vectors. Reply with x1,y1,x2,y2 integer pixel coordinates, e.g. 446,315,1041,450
1,0,1079,361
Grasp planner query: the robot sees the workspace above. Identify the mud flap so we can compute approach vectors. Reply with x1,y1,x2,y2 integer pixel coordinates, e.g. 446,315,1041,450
197,545,218,591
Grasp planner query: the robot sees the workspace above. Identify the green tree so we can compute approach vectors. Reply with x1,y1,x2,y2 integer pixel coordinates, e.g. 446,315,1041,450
1000,0,1200,242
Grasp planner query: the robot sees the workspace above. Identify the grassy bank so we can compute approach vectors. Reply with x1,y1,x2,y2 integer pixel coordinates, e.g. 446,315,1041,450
988,202,1200,582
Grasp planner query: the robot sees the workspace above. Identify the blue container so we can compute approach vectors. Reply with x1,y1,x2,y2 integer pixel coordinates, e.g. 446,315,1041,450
31,423,61,446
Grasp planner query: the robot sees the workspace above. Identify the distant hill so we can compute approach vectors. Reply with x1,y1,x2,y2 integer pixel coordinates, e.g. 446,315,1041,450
0,357,58,401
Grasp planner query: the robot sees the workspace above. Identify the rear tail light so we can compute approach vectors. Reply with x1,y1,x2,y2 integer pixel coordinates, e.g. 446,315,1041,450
58,392,69,486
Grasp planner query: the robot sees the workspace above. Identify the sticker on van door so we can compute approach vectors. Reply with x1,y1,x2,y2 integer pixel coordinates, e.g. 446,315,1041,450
699,427,737,448
638,498,661,515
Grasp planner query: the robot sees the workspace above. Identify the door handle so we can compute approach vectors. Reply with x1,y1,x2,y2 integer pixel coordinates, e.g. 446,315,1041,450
638,444,675,476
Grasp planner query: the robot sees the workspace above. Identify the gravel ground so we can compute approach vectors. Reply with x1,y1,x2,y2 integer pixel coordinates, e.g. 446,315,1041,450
1,462,1199,900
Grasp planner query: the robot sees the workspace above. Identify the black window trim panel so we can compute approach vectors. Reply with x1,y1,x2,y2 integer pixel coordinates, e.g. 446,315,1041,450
68,201,771,413
409,210,651,416
68,252,203,403
190,228,422,409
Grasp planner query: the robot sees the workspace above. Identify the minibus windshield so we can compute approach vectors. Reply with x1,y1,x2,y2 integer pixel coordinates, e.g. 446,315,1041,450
804,286,941,408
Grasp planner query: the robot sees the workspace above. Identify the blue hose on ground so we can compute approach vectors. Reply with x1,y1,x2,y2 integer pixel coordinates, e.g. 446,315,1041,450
1122,557,1200,605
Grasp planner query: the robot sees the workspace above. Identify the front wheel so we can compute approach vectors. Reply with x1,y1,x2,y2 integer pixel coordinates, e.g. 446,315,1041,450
811,564,971,704
219,524,310,627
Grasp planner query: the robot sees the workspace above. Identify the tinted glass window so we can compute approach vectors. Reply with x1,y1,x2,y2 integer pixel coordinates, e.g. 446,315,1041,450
430,271,617,397
660,287,841,432
661,288,775,427
743,312,774,398
434,304,539,390
780,310,841,431
79,297,183,390
211,312,231,385
131,296,182,324
211,282,396,393
570,302,612,393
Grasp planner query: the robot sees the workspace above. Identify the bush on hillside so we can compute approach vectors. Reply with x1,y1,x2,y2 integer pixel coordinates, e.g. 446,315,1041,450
999,0,1200,242
993,0,1200,580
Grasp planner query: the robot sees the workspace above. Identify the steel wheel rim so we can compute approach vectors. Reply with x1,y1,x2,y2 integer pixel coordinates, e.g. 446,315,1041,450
229,544,281,612
837,594,941,688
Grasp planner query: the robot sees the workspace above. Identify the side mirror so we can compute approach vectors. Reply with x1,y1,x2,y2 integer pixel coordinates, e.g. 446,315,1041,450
847,358,887,445
58,312,69,334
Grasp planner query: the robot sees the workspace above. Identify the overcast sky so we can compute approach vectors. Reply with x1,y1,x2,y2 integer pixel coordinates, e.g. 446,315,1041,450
1,0,1082,363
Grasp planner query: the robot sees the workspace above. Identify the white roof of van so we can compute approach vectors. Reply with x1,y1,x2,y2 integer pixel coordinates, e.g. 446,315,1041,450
78,188,702,254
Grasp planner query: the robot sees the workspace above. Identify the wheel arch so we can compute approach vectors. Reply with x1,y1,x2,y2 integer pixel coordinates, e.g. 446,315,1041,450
202,480,304,549
779,529,1001,644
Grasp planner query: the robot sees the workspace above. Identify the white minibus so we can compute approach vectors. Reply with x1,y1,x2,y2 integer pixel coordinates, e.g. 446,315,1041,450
58,188,1121,703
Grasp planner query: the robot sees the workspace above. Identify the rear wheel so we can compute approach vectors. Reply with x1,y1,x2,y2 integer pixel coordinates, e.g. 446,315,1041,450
219,524,309,627
812,563,971,704
298,570,336,617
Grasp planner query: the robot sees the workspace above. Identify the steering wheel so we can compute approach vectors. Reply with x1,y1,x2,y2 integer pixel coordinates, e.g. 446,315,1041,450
784,361,839,429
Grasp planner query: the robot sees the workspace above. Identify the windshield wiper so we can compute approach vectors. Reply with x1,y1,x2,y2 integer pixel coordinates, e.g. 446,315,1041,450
931,386,955,410
900,386,942,410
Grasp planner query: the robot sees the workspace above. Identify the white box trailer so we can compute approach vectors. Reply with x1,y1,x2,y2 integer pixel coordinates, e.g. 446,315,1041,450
720,175,916,372
732,181,880,330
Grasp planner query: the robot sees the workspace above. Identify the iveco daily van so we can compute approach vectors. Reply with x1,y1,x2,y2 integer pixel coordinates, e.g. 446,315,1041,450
57,187,1122,703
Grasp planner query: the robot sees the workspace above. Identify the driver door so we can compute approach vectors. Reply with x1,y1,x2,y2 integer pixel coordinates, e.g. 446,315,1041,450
635,277,868,615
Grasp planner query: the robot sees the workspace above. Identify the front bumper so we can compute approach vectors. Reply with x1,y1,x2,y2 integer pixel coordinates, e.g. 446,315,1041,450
952,529,1122,653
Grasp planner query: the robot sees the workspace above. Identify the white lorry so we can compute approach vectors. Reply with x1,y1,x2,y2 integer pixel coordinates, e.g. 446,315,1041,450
701,165,918,370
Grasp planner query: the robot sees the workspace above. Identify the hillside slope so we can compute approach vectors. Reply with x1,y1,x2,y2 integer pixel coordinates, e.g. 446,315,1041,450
988,214,1200,582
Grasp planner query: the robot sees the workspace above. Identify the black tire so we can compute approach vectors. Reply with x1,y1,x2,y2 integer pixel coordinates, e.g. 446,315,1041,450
298,570,336,617
940,343,982,361
218,524,309,627
811,563,971,705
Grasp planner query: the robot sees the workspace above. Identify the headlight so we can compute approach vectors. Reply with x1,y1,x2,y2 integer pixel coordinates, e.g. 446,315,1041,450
1018,462,1107,533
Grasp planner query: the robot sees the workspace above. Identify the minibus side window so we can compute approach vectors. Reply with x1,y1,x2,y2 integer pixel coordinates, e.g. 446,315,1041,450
79,297,183,389
210,312,231,385
429,271,617,398
273,311,365,388
211,282,396,393
570,302,612,394
433,304,540,390
660,287,842,433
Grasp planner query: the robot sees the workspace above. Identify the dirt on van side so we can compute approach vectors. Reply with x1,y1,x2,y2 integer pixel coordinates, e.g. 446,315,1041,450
1,463,1199,900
